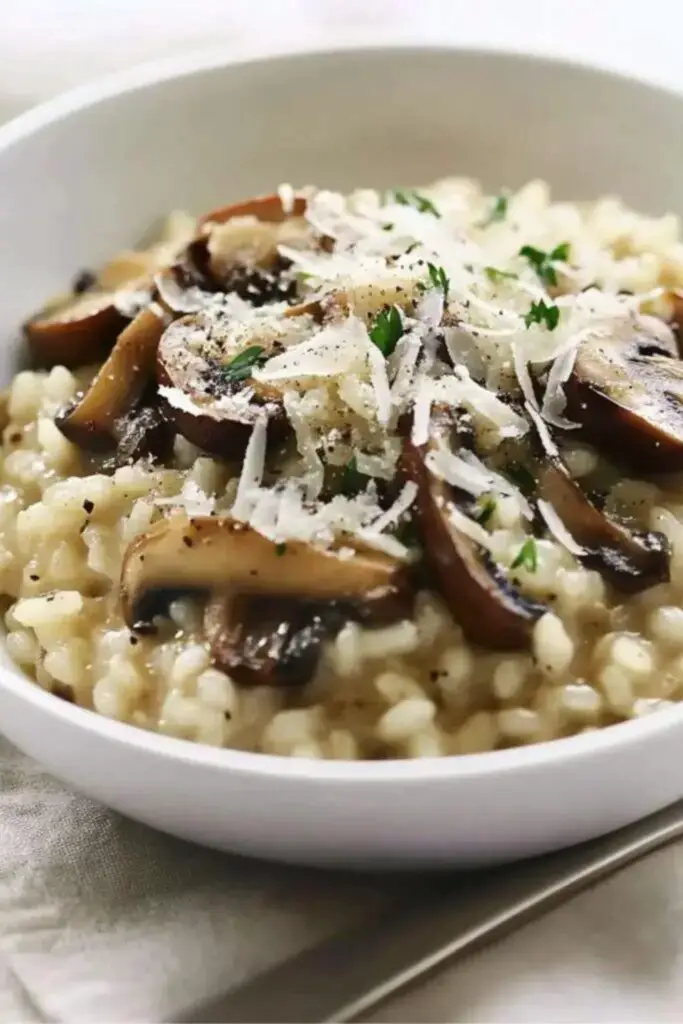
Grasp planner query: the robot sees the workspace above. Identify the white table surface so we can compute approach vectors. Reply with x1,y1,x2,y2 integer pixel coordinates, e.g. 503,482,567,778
2,2,683,1020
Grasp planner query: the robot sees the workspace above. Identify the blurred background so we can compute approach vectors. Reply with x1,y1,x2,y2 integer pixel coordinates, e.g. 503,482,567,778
0,0,679,124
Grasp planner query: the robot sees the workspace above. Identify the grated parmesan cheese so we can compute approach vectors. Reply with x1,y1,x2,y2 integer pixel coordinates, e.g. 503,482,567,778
537,498,587,557
277,182,296,215
149,177,681,566
231,416,267,521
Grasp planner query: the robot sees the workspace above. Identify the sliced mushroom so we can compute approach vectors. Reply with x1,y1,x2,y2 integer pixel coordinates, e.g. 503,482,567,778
205,593,336,687
198,193,307,229
23,246,168,370
564,333,683,472
157,240,302,314
24,291,129,369
401,435,544,650
526,406,669,592
120,514,408,630
196,192,313,296
101,402,174,470
156,307,311,458
56,304,169,450
205,578,415,688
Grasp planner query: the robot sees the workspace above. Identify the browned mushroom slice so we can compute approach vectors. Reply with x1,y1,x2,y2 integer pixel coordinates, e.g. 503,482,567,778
56,304,169,450
196,193,313,299
400,436,543,650
120,514,408,630
563,333,683,472
24,246,163,370
156,309,306,458
102,402,174,470
669,291,683,357
0,388,10,434
205,581,415,688
198,193,307,229
24,292,129,369
525,406,669,593
205,593,336,687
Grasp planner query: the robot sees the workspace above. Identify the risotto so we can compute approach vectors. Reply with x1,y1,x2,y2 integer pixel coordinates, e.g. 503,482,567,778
4,177,683,759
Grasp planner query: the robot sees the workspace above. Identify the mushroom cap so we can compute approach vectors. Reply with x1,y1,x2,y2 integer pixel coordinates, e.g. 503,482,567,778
528,405,670,593
56,304,169,450
400,434,544,650
24,292,129,369
120,513,409,630
564,333,683,472
198,193,307,229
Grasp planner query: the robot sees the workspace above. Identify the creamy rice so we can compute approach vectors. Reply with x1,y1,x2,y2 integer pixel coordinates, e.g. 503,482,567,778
4,177,683,759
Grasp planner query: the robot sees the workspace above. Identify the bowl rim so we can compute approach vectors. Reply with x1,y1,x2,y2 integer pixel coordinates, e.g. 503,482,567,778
2,40,683,783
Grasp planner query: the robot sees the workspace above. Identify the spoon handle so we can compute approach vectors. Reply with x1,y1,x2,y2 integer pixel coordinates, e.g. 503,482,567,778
183,801,683,1024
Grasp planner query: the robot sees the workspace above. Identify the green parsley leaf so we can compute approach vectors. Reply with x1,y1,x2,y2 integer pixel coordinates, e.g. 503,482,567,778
524,299,560,331
510,537,538,573
340,456,366,497
551,241,570,262
507,463,536,496
427,262,450,300
369,306,403,356
221,345,267,383
484,266,518,284
519,244,548,278
475,495,497,526
275,543,287,556
481,193,509,226
389,189,441,218
519,242,571,287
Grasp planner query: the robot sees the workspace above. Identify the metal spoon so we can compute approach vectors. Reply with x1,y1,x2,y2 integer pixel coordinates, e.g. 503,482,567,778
181,801,683,1023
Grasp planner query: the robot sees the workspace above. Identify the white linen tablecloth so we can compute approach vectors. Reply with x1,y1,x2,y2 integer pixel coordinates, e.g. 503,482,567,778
1,2,683,1020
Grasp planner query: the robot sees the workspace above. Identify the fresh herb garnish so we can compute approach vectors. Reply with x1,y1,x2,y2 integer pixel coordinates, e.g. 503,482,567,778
511,537,538,573
475,495,497,526
389,189,441,218
524,299,560,331
507,463,536,496
484,266,518,284
481,193,509,226
221,345,267,382
275,543,287,556
369,306,403,356
340,456,367,497
382,222,394,231
427,262,450,300
519,242,570,287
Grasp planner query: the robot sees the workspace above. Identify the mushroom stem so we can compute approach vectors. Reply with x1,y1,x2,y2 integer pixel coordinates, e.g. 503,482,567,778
205,592,333,688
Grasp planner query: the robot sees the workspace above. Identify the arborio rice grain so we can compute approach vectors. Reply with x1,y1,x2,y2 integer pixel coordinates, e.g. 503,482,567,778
3,177,683,759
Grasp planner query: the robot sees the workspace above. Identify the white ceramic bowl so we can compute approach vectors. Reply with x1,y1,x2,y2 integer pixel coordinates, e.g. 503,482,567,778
2,45,683,868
